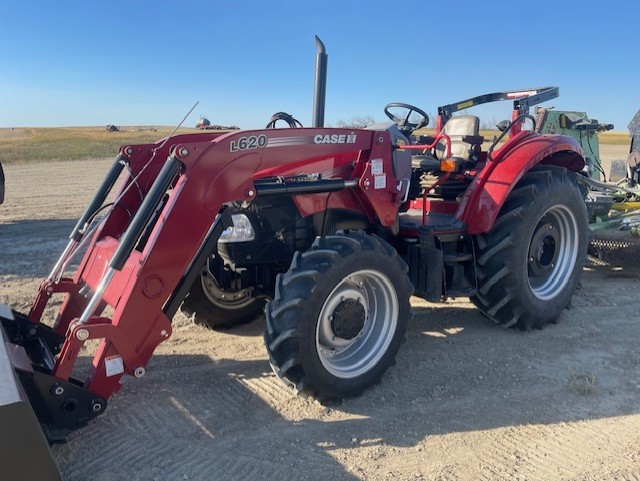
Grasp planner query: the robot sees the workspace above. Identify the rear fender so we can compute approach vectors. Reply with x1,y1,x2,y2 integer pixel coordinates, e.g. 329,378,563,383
457,132,584,234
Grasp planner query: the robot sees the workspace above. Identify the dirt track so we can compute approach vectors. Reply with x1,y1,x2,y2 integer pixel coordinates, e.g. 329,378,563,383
1,154,640,481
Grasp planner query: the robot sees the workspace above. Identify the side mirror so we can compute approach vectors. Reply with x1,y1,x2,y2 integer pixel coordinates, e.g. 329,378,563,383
496,120,510,132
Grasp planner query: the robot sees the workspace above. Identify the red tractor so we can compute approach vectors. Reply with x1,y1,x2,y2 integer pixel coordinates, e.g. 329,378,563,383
0,40,588,479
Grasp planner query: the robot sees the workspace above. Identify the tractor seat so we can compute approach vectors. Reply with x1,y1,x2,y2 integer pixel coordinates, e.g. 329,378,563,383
411,115,484,171
435,115,483,162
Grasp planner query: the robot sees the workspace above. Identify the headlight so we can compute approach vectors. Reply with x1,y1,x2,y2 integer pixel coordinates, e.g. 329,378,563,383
218,214,256,243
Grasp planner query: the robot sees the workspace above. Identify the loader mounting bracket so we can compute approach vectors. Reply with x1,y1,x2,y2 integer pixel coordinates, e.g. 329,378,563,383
1,309,107,443
1,310,65,362
15,367,107,443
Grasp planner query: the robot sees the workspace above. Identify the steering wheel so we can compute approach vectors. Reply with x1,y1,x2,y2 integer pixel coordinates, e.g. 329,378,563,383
384,103,430,133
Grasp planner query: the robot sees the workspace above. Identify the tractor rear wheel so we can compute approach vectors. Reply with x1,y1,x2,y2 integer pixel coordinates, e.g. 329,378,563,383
471,165,588,330
264,231,412,399
181,262,265,330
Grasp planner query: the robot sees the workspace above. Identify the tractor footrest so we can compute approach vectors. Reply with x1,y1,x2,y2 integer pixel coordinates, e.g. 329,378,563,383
443,287,477,298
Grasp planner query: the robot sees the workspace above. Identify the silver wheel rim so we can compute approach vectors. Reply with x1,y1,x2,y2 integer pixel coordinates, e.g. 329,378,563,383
527,205,579,300
316,269,398,379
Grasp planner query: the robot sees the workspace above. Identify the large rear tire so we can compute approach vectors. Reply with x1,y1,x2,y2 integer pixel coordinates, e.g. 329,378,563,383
180,260,265,330
264,231,413,399
471,165,588,330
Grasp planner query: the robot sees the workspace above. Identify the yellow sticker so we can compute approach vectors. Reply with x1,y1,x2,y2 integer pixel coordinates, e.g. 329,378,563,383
456,100,474,110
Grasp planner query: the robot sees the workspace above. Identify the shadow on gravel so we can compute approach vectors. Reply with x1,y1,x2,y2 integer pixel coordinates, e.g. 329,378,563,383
53,355,364,481
0,218,76,277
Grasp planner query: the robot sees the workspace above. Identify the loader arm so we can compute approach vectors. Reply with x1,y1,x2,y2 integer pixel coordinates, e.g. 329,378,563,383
0,126,406,442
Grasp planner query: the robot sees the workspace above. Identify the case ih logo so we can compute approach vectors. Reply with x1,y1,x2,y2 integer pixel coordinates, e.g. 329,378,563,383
313,133,357,145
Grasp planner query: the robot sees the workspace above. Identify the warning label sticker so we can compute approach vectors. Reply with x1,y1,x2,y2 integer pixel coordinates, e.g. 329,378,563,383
105,355,125,377
374,174,386,189
371,159,384,175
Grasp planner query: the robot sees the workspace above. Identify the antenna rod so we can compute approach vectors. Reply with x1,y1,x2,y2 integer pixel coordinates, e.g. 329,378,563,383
157,101,199,151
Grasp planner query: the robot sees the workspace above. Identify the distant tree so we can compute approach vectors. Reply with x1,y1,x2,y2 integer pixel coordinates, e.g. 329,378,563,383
427,113,437,128
336,115,376,128
480,117,500,130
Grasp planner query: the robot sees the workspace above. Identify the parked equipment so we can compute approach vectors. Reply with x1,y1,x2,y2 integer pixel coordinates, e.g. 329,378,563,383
535,108,617,220
563,108,640,263
196,115,239,131
621,108,640,187
0,39,588,478
536,108,614,181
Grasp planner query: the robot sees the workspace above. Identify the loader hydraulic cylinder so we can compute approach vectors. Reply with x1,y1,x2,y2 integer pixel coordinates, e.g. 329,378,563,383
71,154,126,242
255,178,357,196
110,156,182,271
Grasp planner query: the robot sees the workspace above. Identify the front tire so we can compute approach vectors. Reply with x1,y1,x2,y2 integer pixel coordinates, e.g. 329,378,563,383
180,261,265,330
264,231,413,399
471,165,588,330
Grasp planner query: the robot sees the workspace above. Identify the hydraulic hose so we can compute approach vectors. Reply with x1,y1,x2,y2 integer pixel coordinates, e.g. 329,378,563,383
265,112,303,129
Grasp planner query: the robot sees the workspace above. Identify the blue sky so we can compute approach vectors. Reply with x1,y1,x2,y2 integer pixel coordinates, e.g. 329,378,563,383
1,1,637,131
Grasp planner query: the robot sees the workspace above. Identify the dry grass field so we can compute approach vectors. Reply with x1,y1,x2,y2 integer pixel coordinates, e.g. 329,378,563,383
0,127,198,164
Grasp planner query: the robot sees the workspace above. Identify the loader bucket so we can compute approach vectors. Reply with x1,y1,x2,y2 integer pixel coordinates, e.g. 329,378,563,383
0,311,62,481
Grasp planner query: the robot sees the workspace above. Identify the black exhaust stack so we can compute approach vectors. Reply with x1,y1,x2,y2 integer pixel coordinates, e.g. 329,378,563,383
312,36,327,128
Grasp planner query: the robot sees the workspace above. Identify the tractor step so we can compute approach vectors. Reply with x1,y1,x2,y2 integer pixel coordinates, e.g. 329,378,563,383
401,212,476,301
399,210,467,242
0,305,62,481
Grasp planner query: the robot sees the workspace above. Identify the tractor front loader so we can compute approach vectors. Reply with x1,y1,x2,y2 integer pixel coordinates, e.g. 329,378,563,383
0,39,589,479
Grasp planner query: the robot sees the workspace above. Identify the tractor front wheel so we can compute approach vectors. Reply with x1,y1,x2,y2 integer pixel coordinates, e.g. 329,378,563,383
181,261,265,330
264,231,412,399
471,165,588,330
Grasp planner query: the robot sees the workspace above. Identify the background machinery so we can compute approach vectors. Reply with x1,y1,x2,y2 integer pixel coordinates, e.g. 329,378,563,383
536,107,640,262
